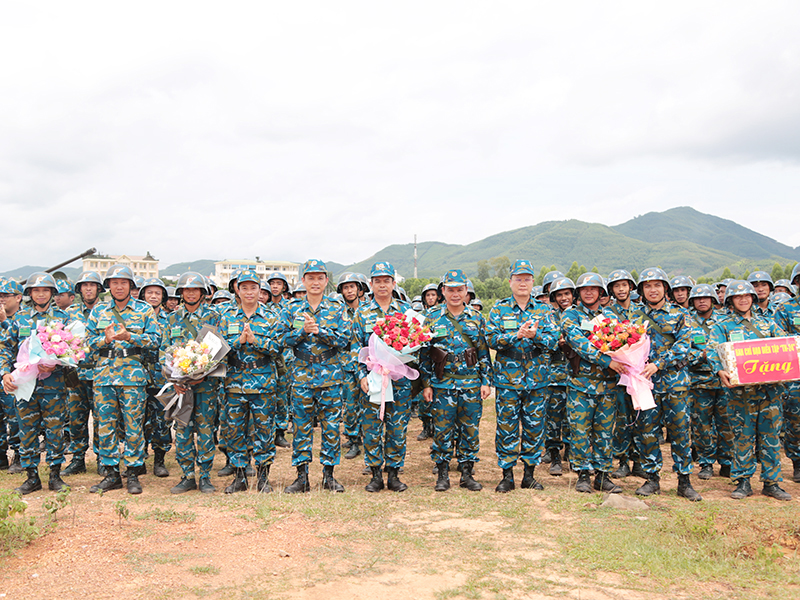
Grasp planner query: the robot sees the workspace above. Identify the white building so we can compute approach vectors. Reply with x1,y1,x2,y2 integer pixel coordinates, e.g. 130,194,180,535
82,252,159,279
213,259,300,288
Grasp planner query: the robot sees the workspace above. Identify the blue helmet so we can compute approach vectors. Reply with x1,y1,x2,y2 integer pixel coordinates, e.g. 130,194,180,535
103,264,135,288
266,272,290,295
637,267,670,295
470,298,484,311
548,277,576,303
747,271,774,291
541,270,565,292
166,286,179,299
606,269,635,296
293,282,307,295
337,272,362,293
772,292,792,305
75,271,105,294
24,272,58,295
688,284,716,307
140,277,168,303
532,285,545,298
669,275,693,290
212,289,233,303
575,272,607,295
176,272,208,294
133,276,145,291
228,269,242,293
791,263,800,287
724,280,758,306
259,278,273,301
774,279,796,297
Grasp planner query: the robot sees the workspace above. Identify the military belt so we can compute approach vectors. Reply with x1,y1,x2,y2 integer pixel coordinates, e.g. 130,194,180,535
99,348,142,359
447,351,469,364
228,354,271,369
293,348,338,364
497,347,542,361
550,350,565,362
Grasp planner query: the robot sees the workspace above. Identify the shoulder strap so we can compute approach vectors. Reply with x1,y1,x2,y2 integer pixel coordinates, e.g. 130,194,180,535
740,318,766,339
443,312,475,348
634,309,675,343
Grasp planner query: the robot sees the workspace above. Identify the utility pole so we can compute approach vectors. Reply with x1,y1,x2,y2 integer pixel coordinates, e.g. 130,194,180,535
414,234,418,279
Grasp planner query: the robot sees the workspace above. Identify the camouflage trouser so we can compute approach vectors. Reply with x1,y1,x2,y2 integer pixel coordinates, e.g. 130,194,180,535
16,390,66,469
291,384,342,466
362,385,412,468
545,385,569,451
611,388,638,460
417,392,432,420
94,385,146,468
0,389,19,452
217,390,231,451
495,387,547,469
226,391,275,468
275,375,291,432
727,385,783,482
67,380,97,458
343,372,364,439
782,383,800,461
144,387,172,453
566,388,615,472
634,390,693,475
430,387,483,465
688,387,732,467
175,390,218,478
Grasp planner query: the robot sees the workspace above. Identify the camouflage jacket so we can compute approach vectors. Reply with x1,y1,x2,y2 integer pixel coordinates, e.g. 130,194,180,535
219,303,283,394
546,306,570,386
161,303,221,395
352,298,413,389
86,298,158,387
633,303,693,393
280,296,351,388
686,310,723,389
486,296,558,390
561,303,617,394
0,303,73,393
341,301,362,374
419,304,492,390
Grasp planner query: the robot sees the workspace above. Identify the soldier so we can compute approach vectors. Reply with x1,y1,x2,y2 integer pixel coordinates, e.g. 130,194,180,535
53,279,75,311
86,265,159,495
541,271,566,297
212,290,233,306
774,279,795,297
486,259,558,492
337,272,364,460
420,269,492,492
258,279,272,305
633,268,702,501
352,261,415,492
281,260,351,493
561,273,626,494
266,272,293,450
669,276,693,310
165,287,180,313
774,263,800,483
0,277,23,472
62,271,104,476
544,277,575,476
747,271,775,316
709,281,791,501
1,272,72,494
715,279,731,307
139,277,172,479
217,270,282,494
292,283,307,300
421,283,440,310
686,284,732,479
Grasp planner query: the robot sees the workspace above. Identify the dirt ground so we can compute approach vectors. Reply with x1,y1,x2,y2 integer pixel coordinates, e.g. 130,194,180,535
2,407,799,600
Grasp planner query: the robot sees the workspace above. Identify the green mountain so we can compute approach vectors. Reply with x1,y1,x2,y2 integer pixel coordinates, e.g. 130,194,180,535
333,208,798,281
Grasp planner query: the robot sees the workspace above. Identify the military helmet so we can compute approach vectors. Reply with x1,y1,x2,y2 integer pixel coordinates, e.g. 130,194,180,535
548,277,576,303
353,272,370,294
103,264,135,288
266,271,290,294
606,269,635,295
228,269,242,293
133,276,145,290
747,270,774,291
630,290,641,302
337,272,362,293
689,283,716,303
176,272,208,294
637,267,670,296
329,293,344,304
206,276,218,294
293,282,307,295
791,263,800,286
0,277,23,295
772,292,792,305
541,270,565,292
74,271,105,294
724,280,758,306
411,299,424,312
422,283,439,295
23,272,58,295
139,277,168,302
669,275,693,290
466,280,476,301
774,279,796,297
532,285,545,298
166,286,179,299
55,279,74,295
259,278,273,301
470,298,484,311
715,278,733,291
575,272,607,295
212,289,233,303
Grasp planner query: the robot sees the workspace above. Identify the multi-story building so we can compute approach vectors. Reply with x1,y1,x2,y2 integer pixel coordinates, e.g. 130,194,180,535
82,253,159,279
213,259,300,289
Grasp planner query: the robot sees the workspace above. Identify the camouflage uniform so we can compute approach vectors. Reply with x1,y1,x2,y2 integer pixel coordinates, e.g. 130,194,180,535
605,300,640,466
144,309,172,456
486,296,558,470
65,301,99,466
87,297,159,469
0,304,72,469
342,300,364,446
0,315,20,463
419,304,492,465
281,295,351,467
774,297,800,471
162,303,221,479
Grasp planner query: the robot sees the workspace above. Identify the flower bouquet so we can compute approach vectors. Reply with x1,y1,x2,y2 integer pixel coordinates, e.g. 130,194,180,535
9,321,86,401
157,325,230,426
588,316,655,411
358,310,432,419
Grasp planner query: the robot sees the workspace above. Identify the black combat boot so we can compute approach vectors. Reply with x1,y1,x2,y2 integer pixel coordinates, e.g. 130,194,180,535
593,471,622,493
48,465,69,492
224,467,248,494
793,460,800,484
275,429,290,449
96,458,108,477
8,452,23,474
127,472,143,495
730,478,753,500
218,450,234,477
256,464,273,493
365,466,384,492
521,464,544,490
719,464,731,478
630,461,648,479
63,455,86,476
171,477,197,494
677,474,702,502
495,468,515,493
610,457,630,479
575,470,592,493
284,464,310,494
245,457,256,477
548,448,563,476
434,462,450,492
635,472,661,496
459,461,482,491
16,467,42,495
90,467,123,493
698,464,714,480
417,417,431,441
344,437,361,460
386,466,407,492
153,449,169,478
762,482,792,501
322,465,345,492
0,449,9,470
198,476,216,494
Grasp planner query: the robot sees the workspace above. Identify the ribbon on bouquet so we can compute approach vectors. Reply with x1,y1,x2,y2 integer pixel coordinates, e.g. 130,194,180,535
358,334,419,421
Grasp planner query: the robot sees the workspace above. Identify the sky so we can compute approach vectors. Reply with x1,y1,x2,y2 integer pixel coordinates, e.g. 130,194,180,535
2,2,800,272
